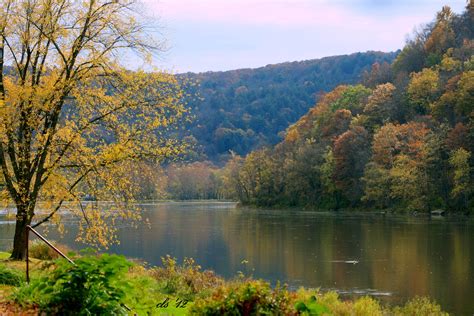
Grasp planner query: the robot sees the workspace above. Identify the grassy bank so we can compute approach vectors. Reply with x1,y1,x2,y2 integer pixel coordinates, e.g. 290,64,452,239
0,251,448,315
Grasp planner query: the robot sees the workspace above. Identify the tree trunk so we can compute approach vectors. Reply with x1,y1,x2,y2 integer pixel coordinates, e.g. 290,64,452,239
10,207,31,260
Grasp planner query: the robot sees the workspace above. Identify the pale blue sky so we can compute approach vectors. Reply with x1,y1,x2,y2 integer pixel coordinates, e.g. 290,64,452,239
137,0,467,73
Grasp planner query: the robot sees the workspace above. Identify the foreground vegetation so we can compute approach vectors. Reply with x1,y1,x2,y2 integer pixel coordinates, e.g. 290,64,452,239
0,250,448,315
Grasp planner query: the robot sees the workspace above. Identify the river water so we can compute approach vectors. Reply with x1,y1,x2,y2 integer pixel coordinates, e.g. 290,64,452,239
0,202,472,314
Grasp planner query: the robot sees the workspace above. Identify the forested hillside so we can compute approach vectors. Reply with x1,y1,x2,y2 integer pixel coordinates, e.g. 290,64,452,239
181,51,397,161
223,5,474,213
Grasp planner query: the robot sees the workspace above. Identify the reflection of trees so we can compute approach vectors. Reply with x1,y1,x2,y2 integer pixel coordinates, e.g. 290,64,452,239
220,210,338,284
220,211,474,313
113,204,228,268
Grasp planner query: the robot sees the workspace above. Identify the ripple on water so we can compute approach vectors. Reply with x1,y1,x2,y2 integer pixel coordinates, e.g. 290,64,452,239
330,288,393,297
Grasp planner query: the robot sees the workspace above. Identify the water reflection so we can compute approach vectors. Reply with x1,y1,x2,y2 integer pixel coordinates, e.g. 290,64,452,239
0,202,472,314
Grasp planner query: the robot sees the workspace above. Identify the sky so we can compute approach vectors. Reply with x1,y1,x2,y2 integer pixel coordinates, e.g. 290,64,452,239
137,0,467,73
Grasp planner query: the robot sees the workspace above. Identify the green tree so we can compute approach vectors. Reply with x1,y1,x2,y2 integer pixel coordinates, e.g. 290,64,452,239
362,162,392,209
281,140,323,206
362,83,397,132
238,149,277,206
329,84,371,115
449,148,472,211
454,70,474,117
390,154,428,211
320,147,339,209
220,153,246,201
407,68,440,114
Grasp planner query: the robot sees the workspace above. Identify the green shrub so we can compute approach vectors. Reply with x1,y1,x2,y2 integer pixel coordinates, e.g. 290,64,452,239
13,254,134,315
394,297,449,316
307,292,447,316
295,295,330,315
0,264,24,286
353,296,383,316
190,280,295,315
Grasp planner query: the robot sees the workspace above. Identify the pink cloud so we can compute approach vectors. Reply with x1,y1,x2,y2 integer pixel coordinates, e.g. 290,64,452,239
144,0,357,27
143,0,436,29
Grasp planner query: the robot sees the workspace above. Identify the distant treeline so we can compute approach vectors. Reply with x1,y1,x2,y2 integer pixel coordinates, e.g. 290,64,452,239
181,51,397,162
220,5,474,213
121,161,226,201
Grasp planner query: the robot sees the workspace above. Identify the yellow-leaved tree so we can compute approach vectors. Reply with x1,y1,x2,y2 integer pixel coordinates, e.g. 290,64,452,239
0,0,188,260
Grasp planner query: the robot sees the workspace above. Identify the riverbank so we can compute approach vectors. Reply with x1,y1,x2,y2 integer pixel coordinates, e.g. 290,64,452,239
237,202,473,217
0,251,449,315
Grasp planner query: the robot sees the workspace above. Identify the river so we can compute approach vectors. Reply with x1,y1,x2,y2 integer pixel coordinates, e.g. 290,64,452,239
0,201,473,314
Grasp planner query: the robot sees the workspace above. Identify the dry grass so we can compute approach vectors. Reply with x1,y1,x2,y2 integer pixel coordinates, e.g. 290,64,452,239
0,252,43,272
27,240,74,261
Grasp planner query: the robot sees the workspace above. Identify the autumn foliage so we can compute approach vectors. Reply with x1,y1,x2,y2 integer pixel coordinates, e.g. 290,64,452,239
0,0,188,259
225,4,473,212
